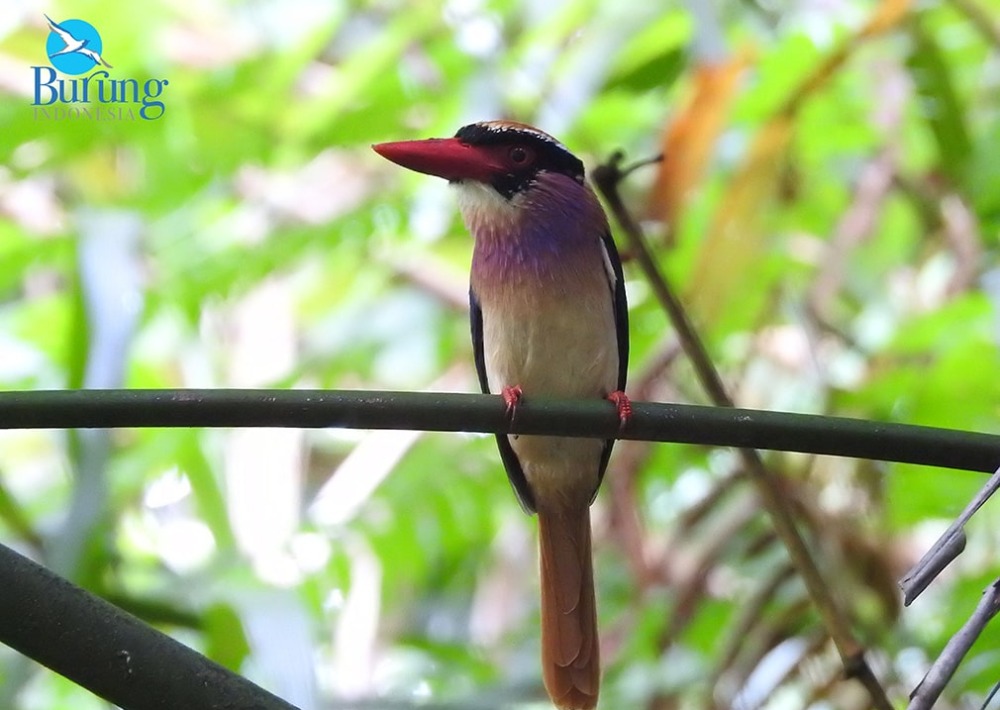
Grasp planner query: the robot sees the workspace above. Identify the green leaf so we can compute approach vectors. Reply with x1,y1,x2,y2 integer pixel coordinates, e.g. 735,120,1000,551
203,603,251,671
604,47,687,93
906,16,973,185
602,11,691,93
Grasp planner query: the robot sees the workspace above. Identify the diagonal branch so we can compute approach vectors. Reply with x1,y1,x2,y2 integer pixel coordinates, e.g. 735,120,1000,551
592,153,895,709
907,577,1000,710
900,465,1000,605
0,541,298,710
0,537,523,710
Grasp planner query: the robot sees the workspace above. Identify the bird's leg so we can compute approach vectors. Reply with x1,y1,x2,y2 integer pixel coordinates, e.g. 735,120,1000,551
501,385,523,420
606,390,632,431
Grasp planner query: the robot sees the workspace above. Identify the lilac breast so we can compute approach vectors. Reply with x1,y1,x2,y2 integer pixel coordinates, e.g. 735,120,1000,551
468,174,609,292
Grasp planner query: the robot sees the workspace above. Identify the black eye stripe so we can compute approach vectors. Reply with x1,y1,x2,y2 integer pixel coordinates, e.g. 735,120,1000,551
455,123,585,184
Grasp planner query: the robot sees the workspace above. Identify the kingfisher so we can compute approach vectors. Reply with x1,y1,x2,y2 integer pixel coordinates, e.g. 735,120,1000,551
373,121,629,710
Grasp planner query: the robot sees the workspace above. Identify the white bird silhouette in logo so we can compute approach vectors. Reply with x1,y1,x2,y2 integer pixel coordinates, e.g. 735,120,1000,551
45,14,113,69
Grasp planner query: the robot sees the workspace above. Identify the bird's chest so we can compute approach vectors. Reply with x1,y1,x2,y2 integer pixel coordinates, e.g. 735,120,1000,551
472,249,617,399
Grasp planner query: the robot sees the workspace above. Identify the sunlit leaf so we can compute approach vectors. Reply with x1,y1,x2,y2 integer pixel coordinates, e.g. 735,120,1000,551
204,603,251,671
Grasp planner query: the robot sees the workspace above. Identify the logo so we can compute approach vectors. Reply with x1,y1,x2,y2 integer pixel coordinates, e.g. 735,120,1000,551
32,14,169,121
45,15,112,75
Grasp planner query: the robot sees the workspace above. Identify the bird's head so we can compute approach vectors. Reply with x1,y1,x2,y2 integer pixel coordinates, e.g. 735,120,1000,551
373,121,596,233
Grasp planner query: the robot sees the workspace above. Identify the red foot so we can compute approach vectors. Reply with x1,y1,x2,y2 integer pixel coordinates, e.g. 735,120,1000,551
606,390,632,432
501,385,523,419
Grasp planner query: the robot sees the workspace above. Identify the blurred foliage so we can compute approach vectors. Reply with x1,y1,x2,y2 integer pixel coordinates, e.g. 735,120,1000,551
1,0,999,708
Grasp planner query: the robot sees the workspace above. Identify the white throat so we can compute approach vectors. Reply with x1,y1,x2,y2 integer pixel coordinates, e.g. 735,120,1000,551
452,181,522,234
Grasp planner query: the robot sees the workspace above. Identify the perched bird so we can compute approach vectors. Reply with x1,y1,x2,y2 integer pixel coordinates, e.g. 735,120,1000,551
373,121,629,710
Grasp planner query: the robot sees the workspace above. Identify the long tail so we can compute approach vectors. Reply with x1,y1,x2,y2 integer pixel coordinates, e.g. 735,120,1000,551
537,503,599,709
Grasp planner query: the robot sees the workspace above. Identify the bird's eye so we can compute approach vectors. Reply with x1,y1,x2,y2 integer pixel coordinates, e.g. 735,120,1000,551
508,146,529,164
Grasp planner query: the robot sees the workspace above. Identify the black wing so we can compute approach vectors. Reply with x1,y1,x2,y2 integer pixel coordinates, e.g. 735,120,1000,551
603,230,629,393
470,287,537,513
594,230,629,496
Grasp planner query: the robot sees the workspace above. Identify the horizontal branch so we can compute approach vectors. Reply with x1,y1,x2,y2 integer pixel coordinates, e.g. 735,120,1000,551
0,541,298,710
0,389,997,473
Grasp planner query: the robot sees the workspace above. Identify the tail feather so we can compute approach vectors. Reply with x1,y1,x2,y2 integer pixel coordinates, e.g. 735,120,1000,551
537,504,599,709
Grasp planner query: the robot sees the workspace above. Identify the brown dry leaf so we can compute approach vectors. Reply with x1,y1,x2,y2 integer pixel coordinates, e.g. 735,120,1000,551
861,0,913,38
647,51,752,234
685,113,793,324
685,0,913,326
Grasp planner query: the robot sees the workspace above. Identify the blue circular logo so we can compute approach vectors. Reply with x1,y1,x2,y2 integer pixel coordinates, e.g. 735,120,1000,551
45,17,109,75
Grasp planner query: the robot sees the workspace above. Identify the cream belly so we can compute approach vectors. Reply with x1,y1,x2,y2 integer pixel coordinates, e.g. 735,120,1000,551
479,282,617,503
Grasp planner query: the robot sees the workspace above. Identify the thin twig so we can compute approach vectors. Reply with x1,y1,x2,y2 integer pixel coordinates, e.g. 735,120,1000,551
714,561,797,678
981,680,1000,710
809,146,897,321
908,578,1000,710
0,477,45,552
940,193,983,297
900,465,1000,605
592,153,895,709
593,152,730,405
